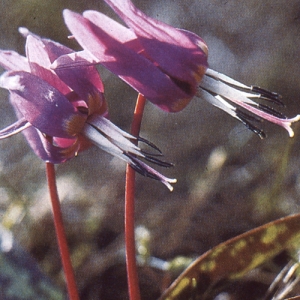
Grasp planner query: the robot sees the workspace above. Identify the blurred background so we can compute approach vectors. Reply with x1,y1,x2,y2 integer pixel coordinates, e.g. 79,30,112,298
0,0,300,299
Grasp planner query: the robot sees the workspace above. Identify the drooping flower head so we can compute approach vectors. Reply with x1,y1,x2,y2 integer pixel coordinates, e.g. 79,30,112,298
54,0,208,113
0,28,176,190
55,0,299,138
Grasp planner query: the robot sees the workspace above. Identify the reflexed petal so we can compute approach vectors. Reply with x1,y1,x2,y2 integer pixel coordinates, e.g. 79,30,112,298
62,9,191,112
23,126,79,163
82,10,141,52
26,34,105,106
26,35,71,95
8,95,80,163
0,71,86,138
19,27,75,64
0,118,31,139
0,50,30,72
55,70,106,116
51,50,99,68
40,134,80,163
51,50,106,106
102,0,208,84
40,36,105,96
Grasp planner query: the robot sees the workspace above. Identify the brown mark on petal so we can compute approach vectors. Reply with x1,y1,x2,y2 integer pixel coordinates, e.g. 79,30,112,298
86,92,107,116
63,114,86,136
170,96,194,112
169,65,207,112
194,65,208,84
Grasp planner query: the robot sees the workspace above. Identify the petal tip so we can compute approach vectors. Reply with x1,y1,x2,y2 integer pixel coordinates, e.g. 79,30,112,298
18,27,29,37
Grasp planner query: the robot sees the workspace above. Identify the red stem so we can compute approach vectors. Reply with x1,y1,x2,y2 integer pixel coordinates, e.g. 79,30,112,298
46,162,80,300
125,94,146,300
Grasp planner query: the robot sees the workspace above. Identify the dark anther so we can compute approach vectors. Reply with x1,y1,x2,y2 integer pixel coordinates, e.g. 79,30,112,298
125,154,161,181
258,104,287,119
236,109,266,139
251,86,285,107
236,108,262,123
143,155,174,168
138,136,162,155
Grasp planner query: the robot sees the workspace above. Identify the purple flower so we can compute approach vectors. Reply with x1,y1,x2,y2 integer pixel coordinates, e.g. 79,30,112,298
54,0,208,113
54,0,299,138
0,28,176,190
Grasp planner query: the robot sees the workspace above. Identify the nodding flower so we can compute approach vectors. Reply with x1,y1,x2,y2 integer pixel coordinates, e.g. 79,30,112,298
53,0,208,113
54,0,299,138
0,28,176,191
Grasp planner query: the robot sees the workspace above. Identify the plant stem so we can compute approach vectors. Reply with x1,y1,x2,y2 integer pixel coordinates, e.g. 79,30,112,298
46,162,80,300
125,94,146,300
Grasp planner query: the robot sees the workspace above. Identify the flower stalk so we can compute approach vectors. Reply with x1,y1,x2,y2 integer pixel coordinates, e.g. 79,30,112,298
46,163,79,300
125,93,146,300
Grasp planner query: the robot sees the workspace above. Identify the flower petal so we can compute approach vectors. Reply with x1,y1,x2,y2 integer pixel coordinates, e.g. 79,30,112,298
26,33,105,109
0,50,30,72
23,126,79,163
0,118,31,139
40,36,105,96
0,71,86,138
102,0,208,84
62,9,191,112
82,10,142,52
26,35,72,95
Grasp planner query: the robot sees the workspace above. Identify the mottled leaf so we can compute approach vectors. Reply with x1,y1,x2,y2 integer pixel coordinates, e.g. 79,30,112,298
159,213,300,300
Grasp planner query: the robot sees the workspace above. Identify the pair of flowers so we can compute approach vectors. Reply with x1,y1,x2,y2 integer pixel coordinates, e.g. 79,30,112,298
0,0,298,190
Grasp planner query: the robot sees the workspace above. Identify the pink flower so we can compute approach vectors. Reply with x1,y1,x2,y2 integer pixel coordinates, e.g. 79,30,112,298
0,28,176,190
54,0,299,138
54,0,208,113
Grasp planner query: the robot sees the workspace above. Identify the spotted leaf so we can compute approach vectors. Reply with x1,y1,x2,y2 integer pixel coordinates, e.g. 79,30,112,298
159,213,300,300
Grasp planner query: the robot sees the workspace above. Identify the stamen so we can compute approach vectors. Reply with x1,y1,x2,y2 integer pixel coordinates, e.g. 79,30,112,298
235,108,262,123
251,86,285,106
142,154,174,168
205,68,249,89
258,103,286,119
126,154,177,191
236,109,266,139
87,117,142,157
198,69,300,137
205,69,285,106
137,136,162,154
127,156,160,180
140,149,163,157
83,119,176,190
